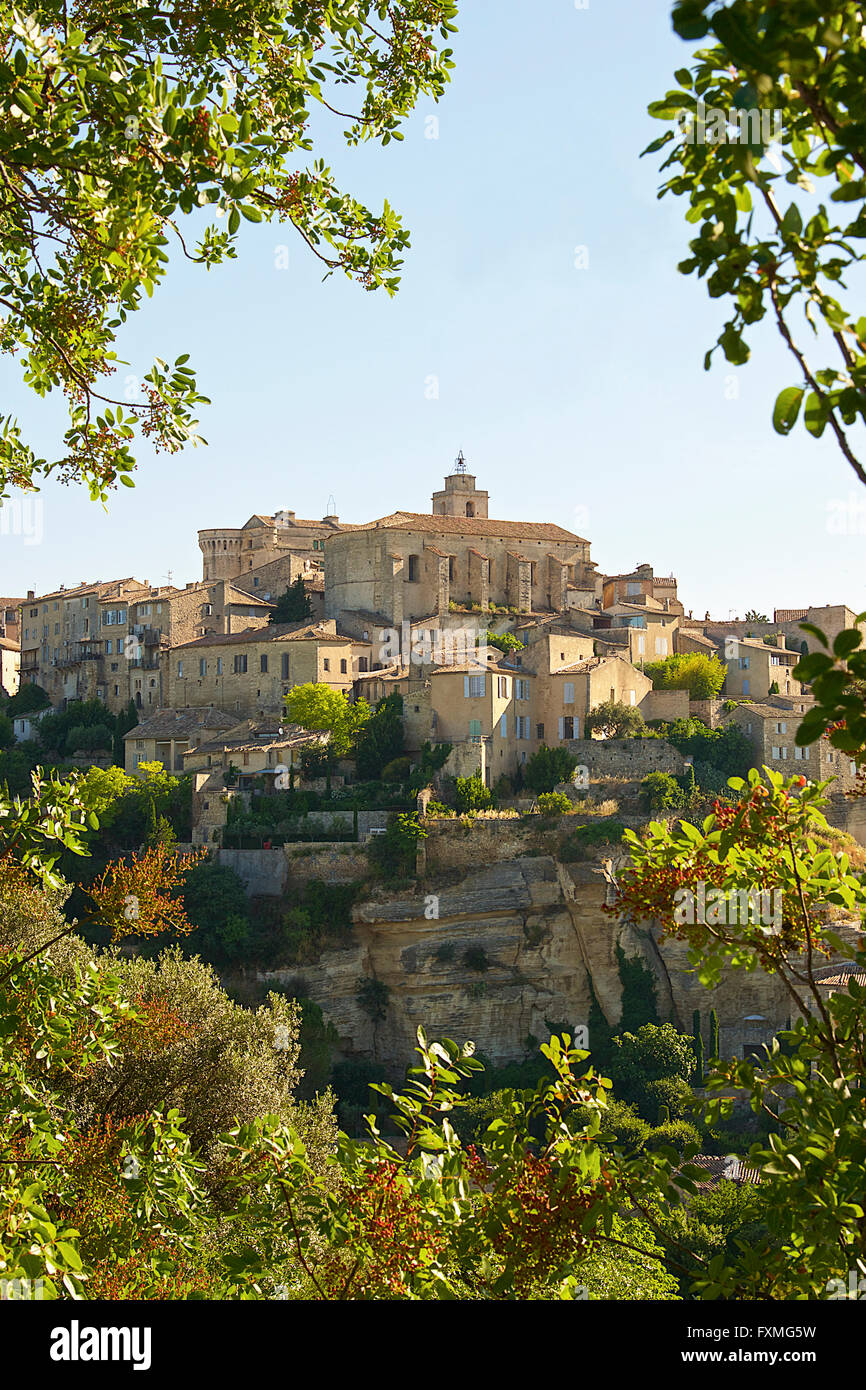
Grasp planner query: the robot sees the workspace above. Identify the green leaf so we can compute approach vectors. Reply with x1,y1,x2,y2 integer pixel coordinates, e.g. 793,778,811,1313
772,386,805,435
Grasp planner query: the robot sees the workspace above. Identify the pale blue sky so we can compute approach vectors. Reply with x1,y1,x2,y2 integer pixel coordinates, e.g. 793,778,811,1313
1,0,864,618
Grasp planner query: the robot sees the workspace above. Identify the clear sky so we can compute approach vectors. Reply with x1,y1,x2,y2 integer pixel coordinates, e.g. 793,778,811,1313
1,0,864,619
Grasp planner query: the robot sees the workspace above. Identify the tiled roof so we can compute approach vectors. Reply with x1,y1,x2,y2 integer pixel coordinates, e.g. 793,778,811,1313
171,622,357,652
338,511,586,543
816,971,866,988
29,578,144,603
223,586,273,608
123,707,238,741
185,721,327,757
686,1155,762,1187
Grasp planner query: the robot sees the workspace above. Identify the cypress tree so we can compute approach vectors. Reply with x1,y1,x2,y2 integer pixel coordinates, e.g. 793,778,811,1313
710,1008,720,1063
693,1008,704,1084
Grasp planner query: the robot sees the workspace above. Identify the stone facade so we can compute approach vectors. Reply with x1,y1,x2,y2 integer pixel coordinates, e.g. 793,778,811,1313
162,620,371,719
199,510,343,583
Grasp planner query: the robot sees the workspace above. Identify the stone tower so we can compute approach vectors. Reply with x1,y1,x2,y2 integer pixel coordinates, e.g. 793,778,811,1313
431,452,489,519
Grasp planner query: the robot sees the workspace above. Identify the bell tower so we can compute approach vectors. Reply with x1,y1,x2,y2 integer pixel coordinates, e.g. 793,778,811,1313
431,451,489,519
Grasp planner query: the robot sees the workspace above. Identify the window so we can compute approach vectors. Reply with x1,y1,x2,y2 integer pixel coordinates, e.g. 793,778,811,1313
233,654,247,674
465,675,485,698
771,746,788,760
515,678,529,701
654,637,667,656
469,719,482,737
738,655,751,670
500,713,507,736
216,658,223,675
114,685,119,696
774,721,787,733
323,658,330,672
626,581,641,596
135,740,144,750
448,556,456,582
497,675,510,698
200,658,207,677
340,658,347,674
794,746,809,761
105,640,112,654
408,554,419,582
558,716,575,740
536,723,544,740
54,623,59,635
516,715,531,739
117,638,124,654
563,682,575,705
177,661,183,677
260,654,268,673
359,657,368,672
637,635,645,655
281,654,289,680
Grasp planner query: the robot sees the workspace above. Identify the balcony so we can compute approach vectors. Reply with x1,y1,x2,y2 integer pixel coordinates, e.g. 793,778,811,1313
54,643,102,669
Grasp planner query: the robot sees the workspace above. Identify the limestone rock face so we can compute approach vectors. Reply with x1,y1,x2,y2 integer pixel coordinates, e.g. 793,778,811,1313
258,855,643,1072
255,850,862,1075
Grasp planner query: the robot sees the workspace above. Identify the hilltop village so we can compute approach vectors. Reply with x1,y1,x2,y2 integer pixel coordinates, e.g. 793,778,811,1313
2,458,863,1072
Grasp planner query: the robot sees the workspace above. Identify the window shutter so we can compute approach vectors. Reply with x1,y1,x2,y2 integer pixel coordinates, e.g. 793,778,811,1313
558,717,564,740
464,676,470,698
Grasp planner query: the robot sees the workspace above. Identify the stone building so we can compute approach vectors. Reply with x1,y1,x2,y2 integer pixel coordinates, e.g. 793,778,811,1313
162,619,371,719
0,636,19,698
325,466,598,629
601,563,684,616
123,707,238,774
722,696,860,792
199,510,343,582
720,635,803,700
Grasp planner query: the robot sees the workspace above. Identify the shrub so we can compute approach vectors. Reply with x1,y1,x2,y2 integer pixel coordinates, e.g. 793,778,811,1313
584,701,648,739
559,819,627,861
537,791,572,815
640,771,685,813
523,745,577,794
644,1075,694,1122
380,755,411,783
356,976,390,1022
644,653,727,700
454,770,493,813
463,946,489,972
645,1119,702,1154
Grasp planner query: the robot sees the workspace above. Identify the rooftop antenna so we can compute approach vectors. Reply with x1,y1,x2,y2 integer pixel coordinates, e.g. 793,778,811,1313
454,449,467,474
326,494,336,517
164,570,173,588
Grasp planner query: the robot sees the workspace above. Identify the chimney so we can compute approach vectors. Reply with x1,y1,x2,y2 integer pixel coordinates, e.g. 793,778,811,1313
26,590,34,600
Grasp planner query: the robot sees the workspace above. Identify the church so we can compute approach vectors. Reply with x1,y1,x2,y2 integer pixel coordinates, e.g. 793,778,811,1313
324,455,600,630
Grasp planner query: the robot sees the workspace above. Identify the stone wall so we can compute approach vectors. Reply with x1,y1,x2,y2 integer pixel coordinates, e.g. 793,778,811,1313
565,738,685,778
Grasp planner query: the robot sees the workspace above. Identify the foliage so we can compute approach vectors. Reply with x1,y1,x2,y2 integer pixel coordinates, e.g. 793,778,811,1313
408,741,453,792
355,693,405,780
745,611,769,623
367,811,427,881
645,1119,702,1155
479,630,524,653
462,946,489,973
284,684,369,759
537,791,572,815
36,700,115,760
615,946,662,1034
0,0,458,499
585,701,648,739
5,683,50,716
454,770,493,813
608,1024,696,1120
640,771,686,813
356,977,390,1023
269,577,313,625
644,654,727,700
558,818,627,862
665,717,752,779
646,0,866,483
522,744,578,795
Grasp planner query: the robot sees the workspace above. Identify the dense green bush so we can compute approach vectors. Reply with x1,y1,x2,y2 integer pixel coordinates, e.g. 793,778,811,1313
645,1119,702,1155
559,819,627,861
537,791,572,815
523,744,577,794
454,770,493,812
